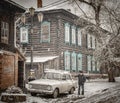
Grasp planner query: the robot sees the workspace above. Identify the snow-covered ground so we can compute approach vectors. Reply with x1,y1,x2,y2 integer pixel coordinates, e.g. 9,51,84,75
1,77,120,103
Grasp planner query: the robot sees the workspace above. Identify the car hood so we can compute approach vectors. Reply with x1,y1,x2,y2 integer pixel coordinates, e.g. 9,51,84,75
28,79,62,85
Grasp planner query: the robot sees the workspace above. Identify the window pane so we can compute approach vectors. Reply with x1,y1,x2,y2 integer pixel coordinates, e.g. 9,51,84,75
72,27,76,44
92,56,95,71
78,29,82,46
20,27,28,43
1,21,9,44
87,34,91,48
87,56,92,71
41,22,50,42
65,24,70,42
78,54,82,71
71,52,76,71
92,36,95,49
64,52,70,71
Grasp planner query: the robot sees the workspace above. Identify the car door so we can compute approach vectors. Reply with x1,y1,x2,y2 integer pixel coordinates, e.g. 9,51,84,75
66,74,73,91
61,74,68,93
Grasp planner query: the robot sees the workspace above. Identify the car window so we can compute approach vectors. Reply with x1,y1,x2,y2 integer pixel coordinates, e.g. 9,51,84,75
41,72,61,80
66,74,72,80
62,75,66,80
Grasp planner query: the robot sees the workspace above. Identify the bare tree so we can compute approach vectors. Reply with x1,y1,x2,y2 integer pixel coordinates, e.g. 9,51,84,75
68,0,120,82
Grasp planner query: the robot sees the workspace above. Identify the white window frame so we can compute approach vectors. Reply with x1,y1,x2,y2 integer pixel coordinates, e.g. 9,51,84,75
20,27,28,43
87,55,92,72
71,26,76,44
64,51,70,71
65,23,70,43
1,21,9,44
41,21,50,42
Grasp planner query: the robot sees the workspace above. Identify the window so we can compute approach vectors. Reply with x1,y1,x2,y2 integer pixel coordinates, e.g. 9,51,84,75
87,34,96,49
71,52,76,71
41,21,50,42
77,54,82,71
92,36,95,49
78,28,82,46
1,21,9,44
20,27,28,43
66,74,72,80
96,61,99,71
65,23,70,43
92,56,95,71
71,26,76,44
87,55,92,72
64,51,70,71
87,34,91,48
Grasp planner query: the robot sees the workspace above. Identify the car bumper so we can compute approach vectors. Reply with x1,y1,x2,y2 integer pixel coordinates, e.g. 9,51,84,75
27,88,53,95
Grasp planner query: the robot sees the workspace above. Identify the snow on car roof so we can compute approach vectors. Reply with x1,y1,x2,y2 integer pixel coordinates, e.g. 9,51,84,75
44,69,70,74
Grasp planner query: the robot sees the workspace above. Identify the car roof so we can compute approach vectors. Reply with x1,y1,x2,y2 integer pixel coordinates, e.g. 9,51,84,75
44,69,70,75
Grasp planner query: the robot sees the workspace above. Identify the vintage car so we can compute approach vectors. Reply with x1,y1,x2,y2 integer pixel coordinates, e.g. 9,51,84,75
27,69,77,98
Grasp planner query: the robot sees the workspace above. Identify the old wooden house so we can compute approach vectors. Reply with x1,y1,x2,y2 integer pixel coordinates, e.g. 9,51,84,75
17,9,99,79
0,0,26,91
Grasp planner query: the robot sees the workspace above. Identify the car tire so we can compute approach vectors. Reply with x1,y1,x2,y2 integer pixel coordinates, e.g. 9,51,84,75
53,89,59,98
69,87,74,94
31,92,37,96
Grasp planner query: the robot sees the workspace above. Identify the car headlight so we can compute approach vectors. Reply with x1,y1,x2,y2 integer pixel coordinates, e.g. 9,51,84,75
47,85,52,91
29,84,32,88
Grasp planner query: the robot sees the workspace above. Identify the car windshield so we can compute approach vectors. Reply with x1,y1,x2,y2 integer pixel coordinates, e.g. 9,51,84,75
41,72,62,80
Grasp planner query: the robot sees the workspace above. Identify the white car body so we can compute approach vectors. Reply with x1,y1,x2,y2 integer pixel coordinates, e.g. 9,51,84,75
27,69,77,98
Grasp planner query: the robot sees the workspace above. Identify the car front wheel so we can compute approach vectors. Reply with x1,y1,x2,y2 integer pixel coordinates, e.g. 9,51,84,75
53,89,59,98
31,92,37,96
69,87,74,94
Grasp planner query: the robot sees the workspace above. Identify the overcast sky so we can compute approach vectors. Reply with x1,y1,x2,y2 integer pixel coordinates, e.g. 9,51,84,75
12,0,72,10
12,0,88,16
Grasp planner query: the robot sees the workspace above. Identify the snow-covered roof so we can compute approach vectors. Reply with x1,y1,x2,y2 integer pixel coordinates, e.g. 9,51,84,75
26,56,59,63
44,69,70,74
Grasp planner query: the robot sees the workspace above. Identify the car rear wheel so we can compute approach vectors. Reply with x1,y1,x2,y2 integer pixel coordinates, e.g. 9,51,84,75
69,87,74,94
53,89,59,98
31,92,37,96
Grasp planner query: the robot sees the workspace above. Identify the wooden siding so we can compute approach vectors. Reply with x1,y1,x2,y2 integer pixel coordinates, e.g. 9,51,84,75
0,53,18,90
17,9,95,76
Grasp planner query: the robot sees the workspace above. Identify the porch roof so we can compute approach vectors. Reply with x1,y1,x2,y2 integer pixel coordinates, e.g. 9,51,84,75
26,56,59,63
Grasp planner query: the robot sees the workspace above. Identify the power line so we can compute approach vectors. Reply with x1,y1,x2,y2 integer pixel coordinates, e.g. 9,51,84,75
42,0,68,9
43,0,65,8
74,0,88,18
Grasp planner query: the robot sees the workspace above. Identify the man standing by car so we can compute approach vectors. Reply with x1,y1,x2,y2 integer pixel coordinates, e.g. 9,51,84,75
75,70,86,95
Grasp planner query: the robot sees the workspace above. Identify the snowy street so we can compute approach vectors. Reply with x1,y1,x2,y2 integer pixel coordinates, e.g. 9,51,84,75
13,77,120,103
